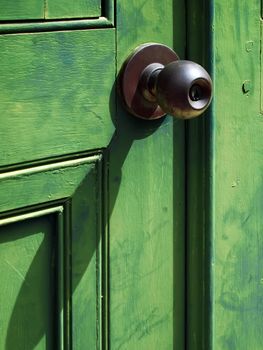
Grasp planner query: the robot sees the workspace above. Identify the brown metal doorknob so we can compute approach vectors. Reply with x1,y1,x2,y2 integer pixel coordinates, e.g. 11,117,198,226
119,43,213,120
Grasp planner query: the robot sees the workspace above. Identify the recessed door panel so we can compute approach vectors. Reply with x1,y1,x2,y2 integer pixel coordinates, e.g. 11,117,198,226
46,0,101,19
0,0,101,21
0,0,44,21
0,30,115,166
0,155,104,348
0,215,55,349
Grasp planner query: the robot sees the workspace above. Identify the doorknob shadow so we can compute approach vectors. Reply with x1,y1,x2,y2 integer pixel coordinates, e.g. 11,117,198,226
3,216,56,350
4,169,107,350
4,79,165,349
108,79,165,212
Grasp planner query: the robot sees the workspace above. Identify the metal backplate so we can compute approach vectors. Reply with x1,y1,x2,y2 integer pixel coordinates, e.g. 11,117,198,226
119,43,179,120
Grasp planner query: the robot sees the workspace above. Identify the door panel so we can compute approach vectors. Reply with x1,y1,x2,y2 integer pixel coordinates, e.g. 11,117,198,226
109,1,185,348
0,155,104,348
46,0,101,19
211,1,262,349
0,30,115,166
0,215,55,349
0,0,44,21
0,0,101,21
0,0,186,349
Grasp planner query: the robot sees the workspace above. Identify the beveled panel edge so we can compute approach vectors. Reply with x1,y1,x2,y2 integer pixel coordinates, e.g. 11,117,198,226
261,21,263,114
0,17,113,35
102,0,115,24
0,205,63,226
0,152,107,348
0,0,115,35
0,154,102,180
95,153,105,349
100,149,109,350
0,204,67,348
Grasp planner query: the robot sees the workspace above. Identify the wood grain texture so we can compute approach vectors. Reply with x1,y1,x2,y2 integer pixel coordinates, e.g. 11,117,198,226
0,156,103,348
0,29,115,166
45,0,101,19
0,17,113,35
0,0,44,20
186,0,212,348
0,1,187,348
108,0,186,349
0,157,99,212
0,215,55,349
212,1,262,349
0,0,102,21
71,158,103,349
188,0,263,349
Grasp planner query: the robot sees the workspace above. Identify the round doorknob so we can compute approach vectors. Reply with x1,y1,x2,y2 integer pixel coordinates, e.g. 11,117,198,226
119,43,213,120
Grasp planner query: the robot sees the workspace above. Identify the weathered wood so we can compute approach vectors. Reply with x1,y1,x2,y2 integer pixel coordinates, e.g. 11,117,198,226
0,0,44,20
108,0,186,348
0,156,103,348
187,0,263,349
0,0,102,21
0,18,113,35
212,1,262,348
0,215,55,349
0,0,187,348
45,0,101,19
0,29,115,166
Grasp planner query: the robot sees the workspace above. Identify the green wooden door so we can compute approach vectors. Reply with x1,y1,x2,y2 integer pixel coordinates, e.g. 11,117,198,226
186,1,263,349
0,1,186,349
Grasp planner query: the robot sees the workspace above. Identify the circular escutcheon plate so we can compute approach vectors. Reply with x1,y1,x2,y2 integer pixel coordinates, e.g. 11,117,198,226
120,43,179,120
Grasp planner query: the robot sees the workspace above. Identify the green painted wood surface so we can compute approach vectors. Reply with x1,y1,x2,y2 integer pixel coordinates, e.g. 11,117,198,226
46,0,101,19
0,0,186,348
0,216,55,349
0,29,114,166
212,1,262,349
0,0,101,21
0,156,100,212
71,157,103,349
186,0,212,349
0,156,103,348
187,0,263,349
0,0,44,20
108,0,186,349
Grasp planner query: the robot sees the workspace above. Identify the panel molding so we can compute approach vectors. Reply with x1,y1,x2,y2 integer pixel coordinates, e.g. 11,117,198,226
0,205,66,348
0,205,63,226
0,31,115,166
0,0,114,34
0,153,107,348
0,155,101,181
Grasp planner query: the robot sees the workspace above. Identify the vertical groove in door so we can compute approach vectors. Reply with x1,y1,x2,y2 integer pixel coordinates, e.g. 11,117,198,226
102,149,109,350
172,0,187,348
62,202,72,350
186,0,214,349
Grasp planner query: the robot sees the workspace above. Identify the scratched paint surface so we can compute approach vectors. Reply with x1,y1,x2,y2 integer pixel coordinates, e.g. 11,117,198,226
0,0,101,20
0,158,103,348
0,0,186,348
45,0,101,19
0,29,115,166
212,1,263,349
187,0,263,349
0,216,55,349
190,1,263,349
109,0,186,349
